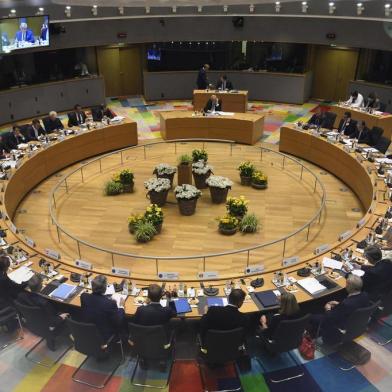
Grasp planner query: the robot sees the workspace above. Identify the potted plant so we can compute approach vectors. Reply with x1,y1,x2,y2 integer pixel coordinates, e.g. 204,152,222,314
144,204,164,233
177,154,193,186
238,162,256,186
128,213,144,234
153,163,177,187
144,177,171,206
174,184,202,216
118,169,135,193
226,196,248,219
134,220,157,243
104,180,123,196
239,213,260,233
192,160,213,189
218,214,239,235
206,175,233,204
192,149,208,163
251,171,268,190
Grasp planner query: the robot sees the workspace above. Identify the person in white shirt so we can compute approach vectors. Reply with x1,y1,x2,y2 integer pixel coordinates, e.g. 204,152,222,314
345,91,364,108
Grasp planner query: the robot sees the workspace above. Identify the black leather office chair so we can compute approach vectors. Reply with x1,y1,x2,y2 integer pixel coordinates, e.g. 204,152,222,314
256,314,310,383
323,112,337,130
68,318,124,389
372,290,392,346
0,306,24,351
14,300,71,367
368,127,384,147
375,136,391,155
379,102,386,113
198,328,245,392
128,322,175,389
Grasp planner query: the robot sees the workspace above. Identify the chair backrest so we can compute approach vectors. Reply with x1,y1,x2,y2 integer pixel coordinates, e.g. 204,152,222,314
128,322,172,360
14,300,51,338
203,328,245,364
324,112,337,130
378,290,392,318
67,318,105,357
269,314,310,353
342,302,378,342
375,136,391,154
380,102,386,113
369,126,384,146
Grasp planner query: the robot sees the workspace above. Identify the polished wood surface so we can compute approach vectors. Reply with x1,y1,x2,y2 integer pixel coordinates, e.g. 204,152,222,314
193,90,248,113
159,111,264,145
330,104,392,140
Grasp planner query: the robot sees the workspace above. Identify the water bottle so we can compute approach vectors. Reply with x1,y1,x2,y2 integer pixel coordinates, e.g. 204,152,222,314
122,280,129,295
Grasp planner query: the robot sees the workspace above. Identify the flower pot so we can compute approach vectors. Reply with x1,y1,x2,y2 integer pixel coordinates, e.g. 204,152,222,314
128,223,136,234
136,237,150,243
209,186,229,204
156,172,175,187
251,182,268,190
219,226,237,235
147,189,169,206
122,183,134,193
177,163,192,186
193,171,211,189
177,198,198,216
154,223,162,234
240,175,252,186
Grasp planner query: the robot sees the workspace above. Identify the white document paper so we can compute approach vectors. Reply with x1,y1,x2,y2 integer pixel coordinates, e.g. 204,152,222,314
8,266,34,284
297,277,326,295
322,257,343,270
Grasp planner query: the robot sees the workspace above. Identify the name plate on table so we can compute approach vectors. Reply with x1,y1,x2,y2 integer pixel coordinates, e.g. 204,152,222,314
314,244,330,255
75,259,93,270
356,155,364,163
282,256,300,267
45,248,61,260
338,230,352,242
111,267,130,277
25,237,35,248
158,272,179,280
198,271,219,279
9,222,17,234
245,264,265,275
357,217,367,228
14,160,22,169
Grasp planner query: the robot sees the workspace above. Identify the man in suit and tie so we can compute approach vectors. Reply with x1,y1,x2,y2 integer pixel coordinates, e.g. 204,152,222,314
197,64,210,89
350,120,370,143
68,104,87,127
216,75,233,91
307,107,327,128
14,22,35,44
6,125,27,150
338,111,356,136
91,104,115,122
43,111,64,133
27,119,46,141
204,95,222,113
0,135,10,159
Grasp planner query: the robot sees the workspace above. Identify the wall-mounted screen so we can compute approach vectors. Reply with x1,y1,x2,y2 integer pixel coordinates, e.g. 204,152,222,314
147,48,161,61
0,15,49,54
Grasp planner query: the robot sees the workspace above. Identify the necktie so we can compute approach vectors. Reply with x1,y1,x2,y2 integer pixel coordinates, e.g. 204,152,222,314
22,32,25,41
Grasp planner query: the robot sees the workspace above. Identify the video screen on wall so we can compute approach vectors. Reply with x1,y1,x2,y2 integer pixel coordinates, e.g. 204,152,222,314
0,15,50,54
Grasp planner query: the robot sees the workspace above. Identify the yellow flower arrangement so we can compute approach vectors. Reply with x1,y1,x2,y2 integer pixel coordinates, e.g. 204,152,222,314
218,214,239,230
145,204,164,226
226,195,248,217
251,171,268,185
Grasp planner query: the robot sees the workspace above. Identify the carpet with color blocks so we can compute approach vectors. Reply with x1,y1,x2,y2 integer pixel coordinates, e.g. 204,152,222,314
1,315,392,392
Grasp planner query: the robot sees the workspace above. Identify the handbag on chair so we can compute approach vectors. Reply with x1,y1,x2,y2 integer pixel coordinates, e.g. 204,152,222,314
299,332,315,360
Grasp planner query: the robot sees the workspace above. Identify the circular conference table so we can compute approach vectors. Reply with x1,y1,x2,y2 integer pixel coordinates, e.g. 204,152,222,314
1,121,388,318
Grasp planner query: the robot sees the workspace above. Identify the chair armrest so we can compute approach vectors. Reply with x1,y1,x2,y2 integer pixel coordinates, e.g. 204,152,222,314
0,306,15,317
164,330,176,350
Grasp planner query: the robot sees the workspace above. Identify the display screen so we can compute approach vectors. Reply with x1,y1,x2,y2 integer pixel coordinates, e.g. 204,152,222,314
147,48,161,61
0,15,50,54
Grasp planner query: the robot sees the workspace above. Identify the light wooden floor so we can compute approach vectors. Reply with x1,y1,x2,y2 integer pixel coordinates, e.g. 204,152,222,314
15,141,363,279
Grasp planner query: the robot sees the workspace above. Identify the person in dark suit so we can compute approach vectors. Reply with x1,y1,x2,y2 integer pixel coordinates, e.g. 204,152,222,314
27,119,46,141
365,92,381,111
91,104,115,122
197,64,210,89
132,284,176,327
43,111,64,133
310,275,369,344
259,292,302,339
6,125,27,150
216,75,233,91
68,104,87,127
0,135,10,159
80,275,126,341
203,95,222,113
307,107,327,128
40,21,49,42
360,245,392,301
338,111,356,136
200,289,249,341
14,22,35,44
350,120,370,143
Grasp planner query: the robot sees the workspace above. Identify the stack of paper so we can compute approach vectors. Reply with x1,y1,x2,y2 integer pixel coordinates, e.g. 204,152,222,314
8,266,34,284
297,278,326,295
322,257,343,270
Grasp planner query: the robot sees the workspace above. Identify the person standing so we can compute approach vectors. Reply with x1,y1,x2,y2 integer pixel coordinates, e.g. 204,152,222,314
197,64,210,89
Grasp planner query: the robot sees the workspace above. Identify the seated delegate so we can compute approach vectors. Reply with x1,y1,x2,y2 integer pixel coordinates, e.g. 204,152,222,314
5,125,27,150
91,104,115,122
364,92,381,111
43,111,64,133
307,107,328,128
349,120,370,143
338,111,356,136
216,75,233,90
27,119,46,141
345,91,364,108
203,94,222,113
67,104,87,127
0,135,10,158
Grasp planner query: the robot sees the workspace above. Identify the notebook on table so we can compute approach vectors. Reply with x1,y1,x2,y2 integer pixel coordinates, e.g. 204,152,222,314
254,290,279,308
170,298,192,314
207,297,228,308
49,283,77,301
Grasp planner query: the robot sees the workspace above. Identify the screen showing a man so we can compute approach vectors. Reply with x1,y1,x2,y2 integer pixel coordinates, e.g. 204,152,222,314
15,22,35,44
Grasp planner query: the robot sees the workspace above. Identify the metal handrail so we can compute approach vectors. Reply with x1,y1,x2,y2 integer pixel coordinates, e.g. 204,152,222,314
48,138,326,263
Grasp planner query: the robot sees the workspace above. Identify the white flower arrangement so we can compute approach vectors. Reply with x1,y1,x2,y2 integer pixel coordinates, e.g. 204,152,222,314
206,175,233,189
144,177,171,192
192,160,213,175
174,184,202,200
154,163,177,175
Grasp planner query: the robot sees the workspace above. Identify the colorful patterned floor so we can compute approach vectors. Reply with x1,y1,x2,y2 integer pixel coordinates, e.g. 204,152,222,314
106,96,319,144
1,316,392,392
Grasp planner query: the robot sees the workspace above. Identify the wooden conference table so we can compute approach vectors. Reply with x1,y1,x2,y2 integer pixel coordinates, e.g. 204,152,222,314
159,111,264,145
1,124,389,318
330,104,392,140
193,90,248,113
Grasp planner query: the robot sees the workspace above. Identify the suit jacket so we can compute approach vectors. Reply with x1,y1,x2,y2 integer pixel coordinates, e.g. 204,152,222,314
43,117,64,132
350,126,370,144
200,305,249,339
307,113,327,128
27,125,46,141
204,99,222,113
68,111,87,127
263,312,302,340
80,292,125,341
362,259,392,300
197,68,208,89
0,272,27,309
216,80,233,90
91,107,114,122
5,132,27,150
0,140,10,155
338,118,357,136
15,29,35,43
132,303,175,327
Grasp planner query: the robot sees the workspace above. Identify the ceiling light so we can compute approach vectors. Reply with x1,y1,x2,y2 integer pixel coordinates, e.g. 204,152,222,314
65,6,71,18
145,6,150,14
9,9,16,17
301,1,308,13
172,6,177,13
92,5,98,16
36,7,44,15
385,3,391,17
223,5,228,13
118,6,124,15
356,2,364,15
249,4,255,13
275,2,281,13
328,2,336,14
198,5,202,12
